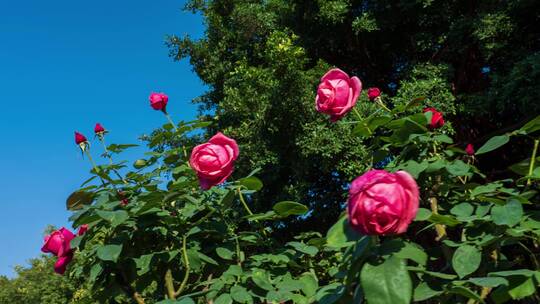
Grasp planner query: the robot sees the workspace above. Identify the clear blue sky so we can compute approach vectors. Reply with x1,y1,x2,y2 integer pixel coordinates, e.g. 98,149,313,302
0,0,204,276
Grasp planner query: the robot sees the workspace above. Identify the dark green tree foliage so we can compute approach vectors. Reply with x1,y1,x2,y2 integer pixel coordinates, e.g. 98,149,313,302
168,0,540,232
0,255,92,304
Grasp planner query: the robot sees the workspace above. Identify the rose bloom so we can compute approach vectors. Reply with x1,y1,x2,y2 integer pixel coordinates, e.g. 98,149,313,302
423,107,445,129
347,170,419,235
315,68,362,122
465,144,475,156
74,132,87,145
367,87,381,101
149,92,169,112
190,132,239,190
41,227,76,274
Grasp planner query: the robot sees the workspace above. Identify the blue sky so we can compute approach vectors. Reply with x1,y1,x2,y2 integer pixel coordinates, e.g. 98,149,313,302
0,0,204,276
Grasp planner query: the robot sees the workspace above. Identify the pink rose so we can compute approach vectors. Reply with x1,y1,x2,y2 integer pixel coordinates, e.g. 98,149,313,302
149,92,168,112
190,132,239,190
41,227,75,257
465,144,475,156
74,132,87,145
367,87,381,101
347,170,419,235
315,68,362,122
77,224,88,236
423,108,445,129
54,252,73,274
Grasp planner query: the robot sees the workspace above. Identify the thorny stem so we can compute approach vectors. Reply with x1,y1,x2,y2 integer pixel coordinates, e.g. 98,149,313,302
174,235,190,297
429,197,447,241
236,187,268,237
164,112,189,159
165,269,176,300
84,149,107,187
235,236,242,266
527,139,539,186
237,188,254,216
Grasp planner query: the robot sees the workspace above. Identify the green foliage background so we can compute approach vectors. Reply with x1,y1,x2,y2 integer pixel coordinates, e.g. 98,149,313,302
168,0,540,233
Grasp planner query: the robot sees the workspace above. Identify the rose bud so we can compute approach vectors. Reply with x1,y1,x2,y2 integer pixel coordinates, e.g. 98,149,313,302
316,68,362,122
54,252,73,275
149,92,169,112
94,123,106,135
121,198,129,206
367,87,381,101
190,132,239,190
348,170,419,235
74,132,87,145
423,107,445,129
77,224,88,236
465,144,475,156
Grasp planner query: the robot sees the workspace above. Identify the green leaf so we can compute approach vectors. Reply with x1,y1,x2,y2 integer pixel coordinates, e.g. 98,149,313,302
491,198,523,227
230,285,252,303
214,294,233,304
300,272,318,298
414,208,432,221
96,210,129,227
134,254,154,275
450,203,474,217
446,160,470,176
273,201,308,217
315,283,345,304
452,245,481,278
393,242,428,266
469,277,509,287
96,244,122,262
216,247,234,260
251,269,274,291
66,191,94,211
287,241,318,256
429,213,460,226
89,263,103,283
508,277,536,299
133,159,148,169
326,215,363,248
519,114,540,134
446,286,483,303
237,176,263,191
361,256,412,304
107,143,138,154
413,282,443,302
476,135,510,155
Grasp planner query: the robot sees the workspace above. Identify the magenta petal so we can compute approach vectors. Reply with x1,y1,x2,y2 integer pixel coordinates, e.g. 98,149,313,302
321,68,350,82
54,253,73,275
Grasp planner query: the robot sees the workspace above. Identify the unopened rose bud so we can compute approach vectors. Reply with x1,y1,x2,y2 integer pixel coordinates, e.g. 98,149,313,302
367,87,381,101
465,144,475,156
94,123,106,136
74,132,87,145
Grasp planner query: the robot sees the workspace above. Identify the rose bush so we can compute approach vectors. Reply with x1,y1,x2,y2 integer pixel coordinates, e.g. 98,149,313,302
42,69,540,304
